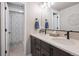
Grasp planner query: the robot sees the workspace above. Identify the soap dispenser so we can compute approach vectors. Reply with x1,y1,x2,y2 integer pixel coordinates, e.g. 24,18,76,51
45,19,49,29
45,19,49,34
35,18,40,32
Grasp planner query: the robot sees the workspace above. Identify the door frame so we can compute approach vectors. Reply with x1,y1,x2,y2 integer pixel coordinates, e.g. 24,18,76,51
1,2,6,56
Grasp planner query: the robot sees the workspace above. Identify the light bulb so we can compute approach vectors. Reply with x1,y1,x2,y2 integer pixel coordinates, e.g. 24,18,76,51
41,2,47,8
47,2,51,8
47,2,55,8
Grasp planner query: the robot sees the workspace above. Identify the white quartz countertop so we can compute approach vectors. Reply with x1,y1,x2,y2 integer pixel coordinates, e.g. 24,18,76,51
30,32,79,56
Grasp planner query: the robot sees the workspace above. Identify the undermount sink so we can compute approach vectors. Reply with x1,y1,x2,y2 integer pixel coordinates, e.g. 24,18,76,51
41,33,78,46
49,33,60,37
45,34,76,46
50,37,77,46
54,39,73,45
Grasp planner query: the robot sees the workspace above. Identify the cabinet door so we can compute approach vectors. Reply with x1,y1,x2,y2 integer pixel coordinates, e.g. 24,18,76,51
40,40,51,56
31,36,41,56
31,36,36,56
35,50,40,56
51,46,72,56
41,40,50,52
40,48,50,56
35,43,41,56
35,38,41,45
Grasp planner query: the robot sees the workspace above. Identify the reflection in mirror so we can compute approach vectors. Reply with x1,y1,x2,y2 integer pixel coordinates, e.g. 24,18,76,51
40,2,79,31
40,2,61,30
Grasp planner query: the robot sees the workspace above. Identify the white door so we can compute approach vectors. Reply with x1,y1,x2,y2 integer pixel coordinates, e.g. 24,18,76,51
5,3,10,56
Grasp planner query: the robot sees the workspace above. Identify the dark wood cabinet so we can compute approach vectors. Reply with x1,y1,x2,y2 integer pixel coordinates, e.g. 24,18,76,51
40,48,50,56
30,35,73,56
50,46,72,56
31,36,36,56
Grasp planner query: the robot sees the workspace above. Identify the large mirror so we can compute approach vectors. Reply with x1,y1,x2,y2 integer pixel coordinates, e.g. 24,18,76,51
41,2,79,31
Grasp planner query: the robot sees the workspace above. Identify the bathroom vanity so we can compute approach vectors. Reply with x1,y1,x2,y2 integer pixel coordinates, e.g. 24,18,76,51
30,32,79,56
31,35,72,56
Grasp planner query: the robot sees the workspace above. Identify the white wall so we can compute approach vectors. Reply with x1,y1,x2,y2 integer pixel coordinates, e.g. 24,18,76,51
25,2,42,55
60,3,79,31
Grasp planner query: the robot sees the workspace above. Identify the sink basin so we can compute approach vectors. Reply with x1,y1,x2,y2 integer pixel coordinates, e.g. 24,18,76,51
40,33,79,47
47,33,73,45
51,37,77,46
54,39,73,45
49,33,60,37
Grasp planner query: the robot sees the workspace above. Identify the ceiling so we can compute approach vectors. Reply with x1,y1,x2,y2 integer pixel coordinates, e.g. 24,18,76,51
51,2,79,11
8,2,79,11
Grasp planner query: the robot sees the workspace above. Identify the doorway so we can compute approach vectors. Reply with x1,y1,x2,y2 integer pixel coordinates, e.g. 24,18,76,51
6,2,25,56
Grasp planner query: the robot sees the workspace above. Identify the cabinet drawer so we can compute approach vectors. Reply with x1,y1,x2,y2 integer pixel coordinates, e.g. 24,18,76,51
41,40,50,52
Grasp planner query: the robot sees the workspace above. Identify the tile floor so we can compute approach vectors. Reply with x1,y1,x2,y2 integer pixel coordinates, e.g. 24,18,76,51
9,41,25,56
